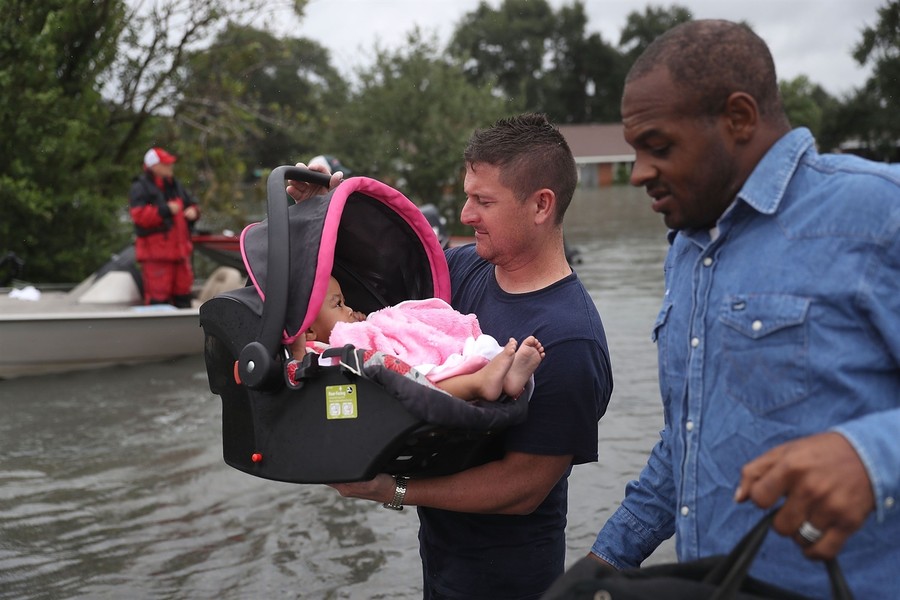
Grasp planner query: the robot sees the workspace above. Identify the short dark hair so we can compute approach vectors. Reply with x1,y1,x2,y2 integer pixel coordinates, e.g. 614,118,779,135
464,113,577,224
627,19,786,122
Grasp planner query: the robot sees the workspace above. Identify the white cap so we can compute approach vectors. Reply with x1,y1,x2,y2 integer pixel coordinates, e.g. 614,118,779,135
143,147,177,168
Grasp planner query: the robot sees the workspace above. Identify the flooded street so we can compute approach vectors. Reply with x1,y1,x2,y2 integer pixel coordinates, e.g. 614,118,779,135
0,185,676,599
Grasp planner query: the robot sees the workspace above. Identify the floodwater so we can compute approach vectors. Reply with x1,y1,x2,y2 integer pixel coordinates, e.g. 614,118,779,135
0,185,676,600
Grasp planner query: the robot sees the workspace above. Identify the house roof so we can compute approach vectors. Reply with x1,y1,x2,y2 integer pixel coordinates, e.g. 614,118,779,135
558,123,635,164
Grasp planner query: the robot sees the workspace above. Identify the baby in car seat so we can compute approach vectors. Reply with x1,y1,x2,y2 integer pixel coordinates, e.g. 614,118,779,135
288,275,543,402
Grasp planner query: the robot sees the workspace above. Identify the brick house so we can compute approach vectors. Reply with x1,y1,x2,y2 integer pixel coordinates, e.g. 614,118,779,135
557,123,634,187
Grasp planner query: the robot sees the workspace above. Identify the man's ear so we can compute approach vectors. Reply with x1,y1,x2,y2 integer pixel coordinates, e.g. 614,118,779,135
533,189,556,225
723,91,758,143
304,328,317,342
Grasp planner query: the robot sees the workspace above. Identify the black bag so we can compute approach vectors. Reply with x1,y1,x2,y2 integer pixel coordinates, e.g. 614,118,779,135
541,512,854,600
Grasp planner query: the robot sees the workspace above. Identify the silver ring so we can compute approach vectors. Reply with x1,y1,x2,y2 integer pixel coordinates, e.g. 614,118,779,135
798,520,823,544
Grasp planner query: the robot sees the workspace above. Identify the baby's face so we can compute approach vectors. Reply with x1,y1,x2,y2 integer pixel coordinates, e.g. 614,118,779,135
310,277,363,341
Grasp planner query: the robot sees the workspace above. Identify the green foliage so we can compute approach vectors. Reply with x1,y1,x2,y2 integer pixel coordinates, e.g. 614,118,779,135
333,31,509,228
2,0,895,284
780,76,828,138
843,0,900,161
0,0,300,282
853,0,900,94
448,0,625,124
619,4,692,60
0,0,131,282
449,0,555,109
544,2,627,123
173,23,348,231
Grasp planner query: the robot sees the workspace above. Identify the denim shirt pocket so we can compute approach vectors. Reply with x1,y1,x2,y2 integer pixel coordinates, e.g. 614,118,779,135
720,294,811,415
652,299,677,418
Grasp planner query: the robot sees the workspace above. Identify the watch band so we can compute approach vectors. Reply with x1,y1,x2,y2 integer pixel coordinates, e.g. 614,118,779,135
382,476,408,510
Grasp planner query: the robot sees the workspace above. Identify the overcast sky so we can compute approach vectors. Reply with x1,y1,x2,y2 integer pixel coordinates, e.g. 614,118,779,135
275,0,885,98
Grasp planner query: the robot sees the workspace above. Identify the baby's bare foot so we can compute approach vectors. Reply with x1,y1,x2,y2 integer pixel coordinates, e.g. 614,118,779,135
471,338,517,400
503,335,544,397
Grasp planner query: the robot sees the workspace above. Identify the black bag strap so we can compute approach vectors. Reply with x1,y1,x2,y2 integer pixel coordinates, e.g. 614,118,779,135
826,557,854,600
707,511,853,600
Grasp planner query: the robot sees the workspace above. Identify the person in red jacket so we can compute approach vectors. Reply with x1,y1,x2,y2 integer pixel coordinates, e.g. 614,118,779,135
128,147,200,307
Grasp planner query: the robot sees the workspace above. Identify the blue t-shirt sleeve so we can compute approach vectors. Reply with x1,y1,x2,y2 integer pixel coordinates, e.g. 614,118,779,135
505,337,610,463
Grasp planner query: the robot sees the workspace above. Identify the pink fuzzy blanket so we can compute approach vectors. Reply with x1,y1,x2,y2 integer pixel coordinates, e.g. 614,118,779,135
329,298,486,377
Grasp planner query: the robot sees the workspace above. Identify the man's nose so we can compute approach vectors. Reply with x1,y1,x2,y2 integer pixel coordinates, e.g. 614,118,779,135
460,199,477,225
629,156,655,187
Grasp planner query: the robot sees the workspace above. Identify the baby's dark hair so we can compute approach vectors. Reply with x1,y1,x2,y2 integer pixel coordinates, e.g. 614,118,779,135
464,113,577,224
628,19,787,123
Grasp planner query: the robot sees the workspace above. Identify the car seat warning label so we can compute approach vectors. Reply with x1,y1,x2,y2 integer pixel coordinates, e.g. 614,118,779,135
325,385,358,420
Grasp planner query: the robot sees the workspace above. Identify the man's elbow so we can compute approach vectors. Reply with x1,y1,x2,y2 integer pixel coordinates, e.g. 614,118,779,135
501,491,550,515
505,503,538,516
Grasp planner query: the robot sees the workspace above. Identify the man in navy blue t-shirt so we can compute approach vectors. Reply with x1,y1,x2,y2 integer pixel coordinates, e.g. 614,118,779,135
292,113,613,599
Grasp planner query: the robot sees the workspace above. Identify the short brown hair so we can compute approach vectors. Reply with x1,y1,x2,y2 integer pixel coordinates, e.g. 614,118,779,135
464,113,577,224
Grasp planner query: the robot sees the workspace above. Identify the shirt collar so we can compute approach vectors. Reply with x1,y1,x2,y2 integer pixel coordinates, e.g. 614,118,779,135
737,127,815,216
666,127,815,246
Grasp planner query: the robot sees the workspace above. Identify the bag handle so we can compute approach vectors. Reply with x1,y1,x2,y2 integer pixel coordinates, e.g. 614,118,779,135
707,511,854,600
238,166,332,390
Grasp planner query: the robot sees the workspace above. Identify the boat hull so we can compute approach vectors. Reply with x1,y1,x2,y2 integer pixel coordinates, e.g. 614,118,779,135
0,306,204,379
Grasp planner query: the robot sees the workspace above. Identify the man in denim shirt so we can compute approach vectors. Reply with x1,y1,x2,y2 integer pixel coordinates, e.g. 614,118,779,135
590,20,900,597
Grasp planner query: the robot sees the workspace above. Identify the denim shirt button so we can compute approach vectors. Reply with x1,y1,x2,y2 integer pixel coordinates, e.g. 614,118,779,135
703,257,713,267
886,497,895,510
680,505,690,516
751,320,763,331
691,337,700,348
685,420,694,432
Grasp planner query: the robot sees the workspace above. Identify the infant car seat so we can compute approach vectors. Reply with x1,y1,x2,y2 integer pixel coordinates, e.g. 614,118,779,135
199,166,530,484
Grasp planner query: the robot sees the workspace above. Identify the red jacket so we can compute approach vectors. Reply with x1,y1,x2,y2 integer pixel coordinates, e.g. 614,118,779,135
128,171,199,262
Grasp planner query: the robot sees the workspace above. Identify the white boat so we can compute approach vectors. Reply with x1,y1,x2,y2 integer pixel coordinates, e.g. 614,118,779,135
0,246,245,379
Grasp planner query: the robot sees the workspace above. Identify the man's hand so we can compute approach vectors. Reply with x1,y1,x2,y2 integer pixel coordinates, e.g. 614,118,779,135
328,473,396,504
184,205,199,221
734,432,875,560
286,161,343,203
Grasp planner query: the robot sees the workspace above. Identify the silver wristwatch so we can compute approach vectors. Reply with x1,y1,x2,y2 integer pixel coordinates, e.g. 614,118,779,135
382,476,408,510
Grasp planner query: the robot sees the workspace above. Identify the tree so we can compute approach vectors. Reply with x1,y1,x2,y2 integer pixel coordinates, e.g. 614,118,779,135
448,0,624,124
333,30,509,229
0,0,130,282
172,23,349,231
104,0,281,164
0,0,299,282
779,76,834,140
449,0,554,112
618,4,692,61
843,0,900,161
543,2,626,123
